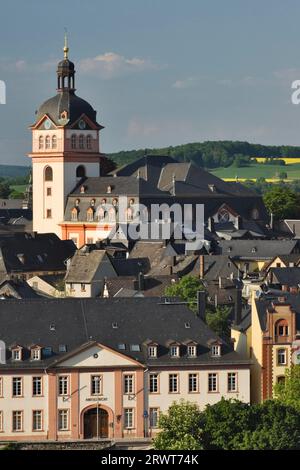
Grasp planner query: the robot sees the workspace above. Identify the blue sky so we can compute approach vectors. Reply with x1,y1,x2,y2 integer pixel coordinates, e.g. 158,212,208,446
1,0,300,164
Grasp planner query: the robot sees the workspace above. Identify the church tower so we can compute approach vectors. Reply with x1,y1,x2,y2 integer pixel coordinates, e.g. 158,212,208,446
28,36,104,237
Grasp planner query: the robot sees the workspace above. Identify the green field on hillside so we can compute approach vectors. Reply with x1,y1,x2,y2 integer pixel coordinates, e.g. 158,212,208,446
211,163,300,181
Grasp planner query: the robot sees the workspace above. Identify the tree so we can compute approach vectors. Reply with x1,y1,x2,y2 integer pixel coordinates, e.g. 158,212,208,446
153,399,300,450
153,401,203,450
164,275,204,312
277,171,288,181
200,398,300,450
274,365,300,412
263,186,300,219
242,400,300,450
0,181,11,199
205,305,231,337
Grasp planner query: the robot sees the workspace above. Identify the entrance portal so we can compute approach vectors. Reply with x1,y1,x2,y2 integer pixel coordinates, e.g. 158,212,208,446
83,407,109,439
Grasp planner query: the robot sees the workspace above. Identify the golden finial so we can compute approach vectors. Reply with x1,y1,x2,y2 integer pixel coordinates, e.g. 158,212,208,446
63,28,69,60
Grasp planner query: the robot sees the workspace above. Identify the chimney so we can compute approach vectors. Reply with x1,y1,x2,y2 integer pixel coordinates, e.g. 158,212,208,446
218,276,222,289
233,288,242,325
235,215,242,230
208,217,215,232
199,255,205,279
197,290,206,321
138,272,145,291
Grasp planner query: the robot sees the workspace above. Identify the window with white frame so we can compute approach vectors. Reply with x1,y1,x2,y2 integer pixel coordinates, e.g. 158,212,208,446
58,409,69,431
124,374,134,394
149,408,159,428
58,376,69,396
148,345,157,358
228,373,238,392
187,345,197,357
169,374,179,393
12,377,22,397
277,349,287,365
12,348,21,361
32,410,43,431
0,410,3,432
12,410,23,432
211,345,221,357
124,408,134,429
31,348,41,361
208,373,218,392
71,134,76,149
188,373,198,393
170,345,180,357
33,377,42,396
149,374,159,393
91,375,102,395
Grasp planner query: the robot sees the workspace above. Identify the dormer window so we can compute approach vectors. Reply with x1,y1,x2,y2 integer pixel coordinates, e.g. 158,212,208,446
87,207,94,222
71,207,78,221
148,345,157,358
251,247,257,253
31,347,41,361
170,345,180,357
17,253,25,264
12,347,22,361
211,345,221,357
107,185,112,194
80,185,85,194
187,345,197,358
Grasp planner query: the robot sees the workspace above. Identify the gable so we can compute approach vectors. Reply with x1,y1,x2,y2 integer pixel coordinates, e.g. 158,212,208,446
33,114,58,130
56,343,142,368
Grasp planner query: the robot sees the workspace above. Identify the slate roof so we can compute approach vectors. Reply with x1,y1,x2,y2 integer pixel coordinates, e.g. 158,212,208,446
104,275,178,298
64,155,269,223
0,233,76,279
65,248,116,283
35,91,101,128
0,298,250,369
267,267,300,287
0,280,41,299
255,294,300,332
199,255,241,281
216,240,299,259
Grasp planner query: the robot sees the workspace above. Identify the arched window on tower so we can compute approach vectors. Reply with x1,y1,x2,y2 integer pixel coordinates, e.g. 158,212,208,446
71,134,76,149
275,319,289,338
45,136,50,150
76,165,86,179
39,136,44,150
52,135,57,149
79,135,84,149
87,135,92,149
44,166,53,182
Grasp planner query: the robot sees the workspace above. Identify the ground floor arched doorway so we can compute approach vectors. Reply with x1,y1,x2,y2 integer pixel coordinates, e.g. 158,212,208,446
83,407,109,439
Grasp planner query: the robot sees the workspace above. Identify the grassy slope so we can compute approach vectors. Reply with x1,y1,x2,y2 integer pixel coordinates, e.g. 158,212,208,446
211,163,300,181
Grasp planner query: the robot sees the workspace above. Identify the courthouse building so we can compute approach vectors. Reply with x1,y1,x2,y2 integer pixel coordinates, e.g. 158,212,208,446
0,298,250,440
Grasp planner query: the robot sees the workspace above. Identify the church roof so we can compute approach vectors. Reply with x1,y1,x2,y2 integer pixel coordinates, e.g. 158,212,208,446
35,91,99,127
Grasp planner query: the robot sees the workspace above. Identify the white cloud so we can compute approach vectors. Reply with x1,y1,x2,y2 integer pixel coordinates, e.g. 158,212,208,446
172,77,199,89
78,52,162,78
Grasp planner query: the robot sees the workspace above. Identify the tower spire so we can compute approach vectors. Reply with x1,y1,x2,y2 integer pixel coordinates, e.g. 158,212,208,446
63,29,69,60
